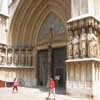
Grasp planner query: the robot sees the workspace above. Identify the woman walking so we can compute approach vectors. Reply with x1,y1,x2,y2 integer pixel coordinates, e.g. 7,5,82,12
12,78,19,93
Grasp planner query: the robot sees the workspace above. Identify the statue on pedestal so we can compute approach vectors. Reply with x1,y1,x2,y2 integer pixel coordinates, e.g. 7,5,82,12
80,28,86,57
67,42,73,58
73,31,79,58
67,32,73,58
87,28,98,57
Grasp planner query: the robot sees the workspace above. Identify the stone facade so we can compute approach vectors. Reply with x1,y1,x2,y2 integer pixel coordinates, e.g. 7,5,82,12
0,0,100,100
66,17,100,99
0,0,71,88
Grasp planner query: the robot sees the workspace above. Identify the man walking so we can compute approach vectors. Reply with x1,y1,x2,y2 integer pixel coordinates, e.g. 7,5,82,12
47,78,56,100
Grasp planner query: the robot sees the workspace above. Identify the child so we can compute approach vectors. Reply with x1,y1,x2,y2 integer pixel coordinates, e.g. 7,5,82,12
47,78,56,100
12,78,19,93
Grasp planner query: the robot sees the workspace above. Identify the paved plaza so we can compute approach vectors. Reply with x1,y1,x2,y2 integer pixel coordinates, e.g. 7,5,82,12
0,87,92,100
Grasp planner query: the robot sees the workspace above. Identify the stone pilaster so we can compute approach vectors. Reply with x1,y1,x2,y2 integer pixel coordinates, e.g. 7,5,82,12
32,47,38,86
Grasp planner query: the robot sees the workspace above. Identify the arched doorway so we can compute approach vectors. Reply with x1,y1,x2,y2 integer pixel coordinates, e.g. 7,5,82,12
37,13,66,88
7,0,71,88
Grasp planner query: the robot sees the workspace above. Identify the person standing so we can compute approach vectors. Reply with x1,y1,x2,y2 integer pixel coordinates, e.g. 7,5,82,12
47,78,56,100
12,78,19,93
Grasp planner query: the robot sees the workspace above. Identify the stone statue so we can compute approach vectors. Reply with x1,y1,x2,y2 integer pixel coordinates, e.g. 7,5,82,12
67,42,73,58
93,31,98,56
0,49,2,64
80,28,86,57
87,28,98,57
2,55,5,65
13,54,18,65
67,32,73,58
73,31,79,58
0,55,2,64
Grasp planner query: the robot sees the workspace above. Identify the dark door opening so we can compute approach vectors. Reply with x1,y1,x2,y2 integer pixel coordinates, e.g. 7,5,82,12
52,48,66,88
37,50,48,86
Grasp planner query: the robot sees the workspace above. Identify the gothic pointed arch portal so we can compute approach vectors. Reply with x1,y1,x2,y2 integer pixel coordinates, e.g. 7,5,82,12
37,13,66,87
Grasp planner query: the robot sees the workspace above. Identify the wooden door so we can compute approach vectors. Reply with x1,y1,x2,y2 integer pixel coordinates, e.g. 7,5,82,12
38,50,48,86
52,48,66,87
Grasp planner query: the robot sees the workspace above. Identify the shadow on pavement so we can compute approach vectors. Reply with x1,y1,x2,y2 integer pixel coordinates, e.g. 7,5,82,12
33,86,66,95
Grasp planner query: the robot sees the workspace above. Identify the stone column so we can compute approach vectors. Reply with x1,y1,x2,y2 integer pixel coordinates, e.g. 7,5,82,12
47,45,52,87
31,47,37,86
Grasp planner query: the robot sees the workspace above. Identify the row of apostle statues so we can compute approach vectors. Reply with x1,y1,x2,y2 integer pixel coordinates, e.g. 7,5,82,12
67,27,99,58
0,48,32,66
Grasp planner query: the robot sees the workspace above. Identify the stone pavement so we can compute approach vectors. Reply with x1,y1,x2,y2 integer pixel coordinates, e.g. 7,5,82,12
0,87,92,100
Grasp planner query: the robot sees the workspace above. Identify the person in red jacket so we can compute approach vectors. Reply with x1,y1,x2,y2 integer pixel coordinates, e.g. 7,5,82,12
12,78,19,93
47,78,55,100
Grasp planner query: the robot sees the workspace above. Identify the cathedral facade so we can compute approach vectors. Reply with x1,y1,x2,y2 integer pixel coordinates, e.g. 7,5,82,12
0,0,100,99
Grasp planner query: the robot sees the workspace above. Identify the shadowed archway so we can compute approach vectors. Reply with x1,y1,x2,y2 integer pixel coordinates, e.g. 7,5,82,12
8,0,71,48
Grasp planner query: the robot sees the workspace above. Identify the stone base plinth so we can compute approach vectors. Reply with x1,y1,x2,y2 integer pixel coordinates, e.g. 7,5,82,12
66,81,92,98
66,60,100,100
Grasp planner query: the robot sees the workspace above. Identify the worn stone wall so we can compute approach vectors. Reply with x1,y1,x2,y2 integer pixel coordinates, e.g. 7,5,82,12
0,68,35,87
66,62,92,98
92,62,100,100
94,0,100,20
66,17,100,99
